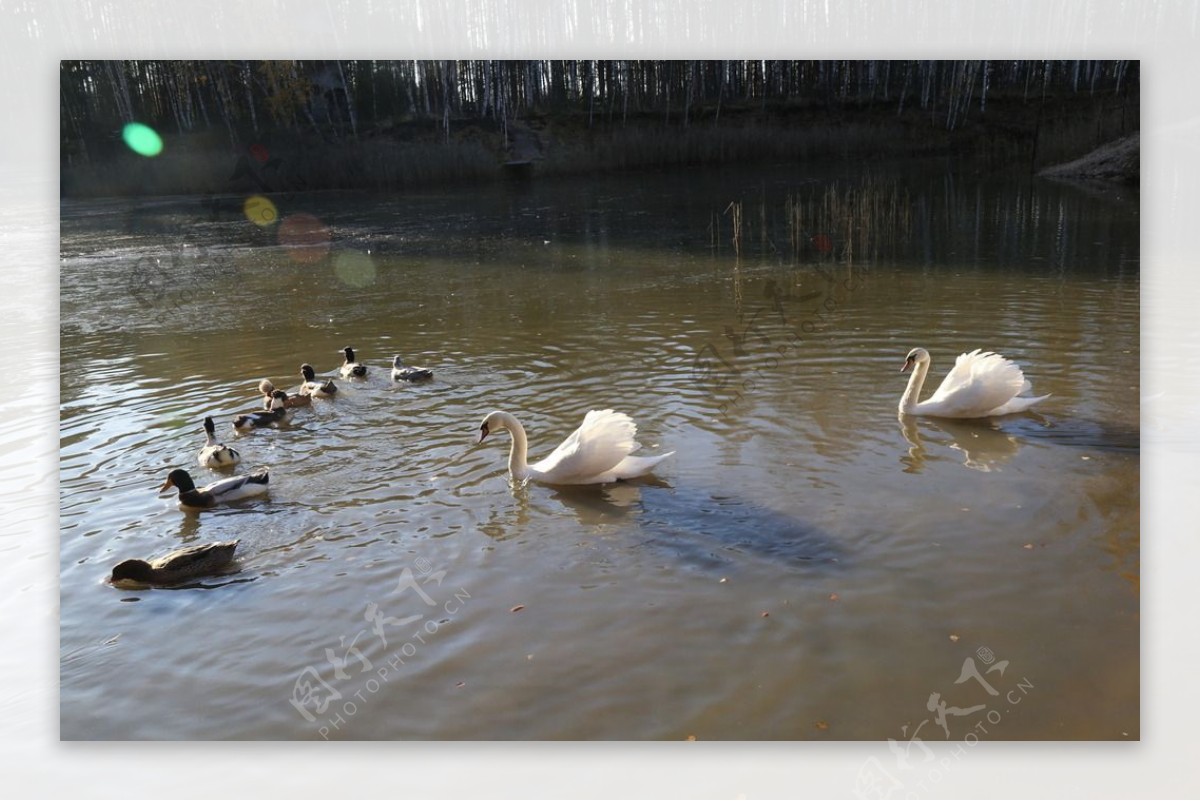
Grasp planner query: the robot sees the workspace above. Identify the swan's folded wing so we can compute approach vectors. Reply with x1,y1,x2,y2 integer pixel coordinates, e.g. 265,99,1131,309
924,350,1026,417
530,409,639,482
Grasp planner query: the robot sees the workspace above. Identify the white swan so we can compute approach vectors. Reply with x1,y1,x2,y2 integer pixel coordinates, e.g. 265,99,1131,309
899,347,1049,418
476,409,674,485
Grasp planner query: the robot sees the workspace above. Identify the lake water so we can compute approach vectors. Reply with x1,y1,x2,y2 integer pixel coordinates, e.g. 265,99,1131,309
59,159,1138,740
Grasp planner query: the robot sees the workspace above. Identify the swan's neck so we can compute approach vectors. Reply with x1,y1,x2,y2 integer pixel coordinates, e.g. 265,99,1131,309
899,360,930,414
501,414,531,480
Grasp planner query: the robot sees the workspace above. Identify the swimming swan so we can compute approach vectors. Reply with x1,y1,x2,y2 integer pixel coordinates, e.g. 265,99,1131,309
899,347,1049,418
477,409,673,485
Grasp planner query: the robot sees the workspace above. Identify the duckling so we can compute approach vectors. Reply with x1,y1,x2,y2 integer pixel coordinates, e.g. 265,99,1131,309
258,378,311,409
299,363,338,398
234,390,291,430
111,540,240,586
339,346,368,379
197,416,241,469
391,354,434,382
159,467,269,510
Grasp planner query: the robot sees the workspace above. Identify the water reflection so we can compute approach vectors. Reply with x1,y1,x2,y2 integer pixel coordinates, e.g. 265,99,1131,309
898,414,1023,473
58,165,1139,740
549,481,651,524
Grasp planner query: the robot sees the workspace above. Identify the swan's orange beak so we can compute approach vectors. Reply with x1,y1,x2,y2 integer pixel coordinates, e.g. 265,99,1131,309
901,357,914,372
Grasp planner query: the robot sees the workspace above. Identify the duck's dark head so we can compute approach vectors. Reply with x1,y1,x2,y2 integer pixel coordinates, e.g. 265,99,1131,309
392,355,405,368
203,416,216,435
160,468,197,494
111,559,154,583
300,363,316,381
341,347,356,363
270,389,288,409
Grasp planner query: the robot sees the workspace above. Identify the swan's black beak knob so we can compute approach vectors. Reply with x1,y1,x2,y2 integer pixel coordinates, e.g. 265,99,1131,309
477,423,489,444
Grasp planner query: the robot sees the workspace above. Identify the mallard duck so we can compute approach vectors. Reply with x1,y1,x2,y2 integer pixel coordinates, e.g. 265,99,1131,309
111,540,240,586
159,467,269,509
391,354,433,382
339,346,368,379
299,363,338,397
258,378,311,409
198,416,241,468
233,390,291,430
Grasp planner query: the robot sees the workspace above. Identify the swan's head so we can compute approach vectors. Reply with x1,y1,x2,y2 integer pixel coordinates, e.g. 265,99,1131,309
902,348,930,372
477,410,512,444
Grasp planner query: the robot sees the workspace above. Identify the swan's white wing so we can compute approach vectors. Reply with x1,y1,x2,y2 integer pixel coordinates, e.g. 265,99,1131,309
986,392,1050,416
530,409,639,483
921,350,1026,418
590,451,676,483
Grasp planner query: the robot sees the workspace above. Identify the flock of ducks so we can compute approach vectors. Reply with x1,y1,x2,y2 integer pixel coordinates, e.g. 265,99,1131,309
111,344,1048,587
110,346,435,587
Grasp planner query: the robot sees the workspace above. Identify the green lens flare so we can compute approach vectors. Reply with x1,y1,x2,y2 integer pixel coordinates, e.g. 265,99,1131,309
122,123,163,157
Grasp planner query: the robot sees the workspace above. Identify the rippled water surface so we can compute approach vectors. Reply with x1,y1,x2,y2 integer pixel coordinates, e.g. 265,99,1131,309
60,161,1138,740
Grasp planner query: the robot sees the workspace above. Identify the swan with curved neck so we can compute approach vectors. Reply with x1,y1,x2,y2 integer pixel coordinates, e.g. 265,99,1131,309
899,347,1049,418
476,409,674,485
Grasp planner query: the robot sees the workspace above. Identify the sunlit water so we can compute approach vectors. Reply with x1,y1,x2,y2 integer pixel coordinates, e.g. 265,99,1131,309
59,161,1138,740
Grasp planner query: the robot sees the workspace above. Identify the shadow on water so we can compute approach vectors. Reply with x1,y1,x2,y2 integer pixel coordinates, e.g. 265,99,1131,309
898,412,1138,473
1001,414,1140,454
548,481,845,573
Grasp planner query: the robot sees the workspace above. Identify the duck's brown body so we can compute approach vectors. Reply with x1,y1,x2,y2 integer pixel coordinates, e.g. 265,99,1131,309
111,540,240,586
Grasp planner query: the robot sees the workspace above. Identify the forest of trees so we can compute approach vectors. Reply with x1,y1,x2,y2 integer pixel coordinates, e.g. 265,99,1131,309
60,60,1139,195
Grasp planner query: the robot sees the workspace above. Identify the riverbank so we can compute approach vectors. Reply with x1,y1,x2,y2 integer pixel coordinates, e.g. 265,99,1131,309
61,94,1138,198
1038,132,1139,184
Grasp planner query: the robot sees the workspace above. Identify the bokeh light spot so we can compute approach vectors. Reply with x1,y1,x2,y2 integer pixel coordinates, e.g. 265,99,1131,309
244,195,278,227
277,213,332,264
333,251,377,288
122,123,163,157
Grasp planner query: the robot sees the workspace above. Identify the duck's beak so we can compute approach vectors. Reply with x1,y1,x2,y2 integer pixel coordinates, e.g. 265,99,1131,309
158,476,174,492
477,423,489,444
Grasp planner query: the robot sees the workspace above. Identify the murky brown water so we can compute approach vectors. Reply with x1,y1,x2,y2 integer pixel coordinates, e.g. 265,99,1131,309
59,161,1138,740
